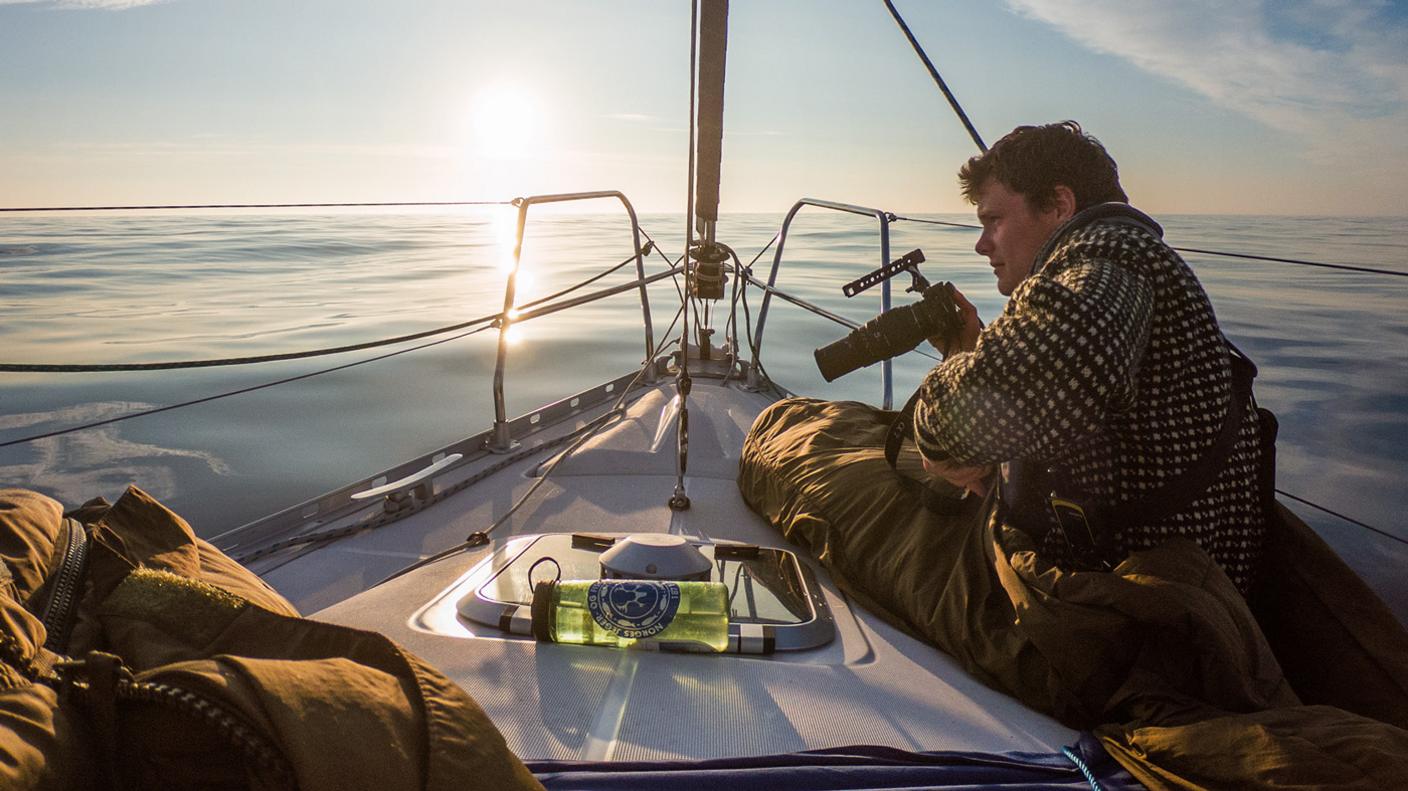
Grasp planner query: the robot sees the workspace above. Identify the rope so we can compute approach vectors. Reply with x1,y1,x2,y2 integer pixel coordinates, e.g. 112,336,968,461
0,200,510,212
881,0,987,152
1060,745,1106,791
0,316,494,373
0,246,654,373
890,215,1408,278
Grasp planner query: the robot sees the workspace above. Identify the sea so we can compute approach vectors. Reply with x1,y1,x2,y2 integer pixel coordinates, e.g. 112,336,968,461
2,209,1406,622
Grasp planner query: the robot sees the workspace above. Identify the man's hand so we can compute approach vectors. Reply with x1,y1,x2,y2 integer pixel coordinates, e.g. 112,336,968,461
929,287,982,357
921,454,995,498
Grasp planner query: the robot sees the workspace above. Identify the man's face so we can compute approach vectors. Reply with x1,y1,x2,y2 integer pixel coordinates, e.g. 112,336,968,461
973,179,1067,296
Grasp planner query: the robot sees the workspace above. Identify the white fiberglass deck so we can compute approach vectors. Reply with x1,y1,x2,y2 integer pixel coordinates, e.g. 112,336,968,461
250,374,1076,762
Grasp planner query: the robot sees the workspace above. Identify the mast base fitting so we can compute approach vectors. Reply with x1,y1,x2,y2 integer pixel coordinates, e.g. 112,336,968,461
689,243,728,300
668,494,692,511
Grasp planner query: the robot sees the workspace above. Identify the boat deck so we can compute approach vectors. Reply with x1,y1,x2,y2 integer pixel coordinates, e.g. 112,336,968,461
244,373,1076,762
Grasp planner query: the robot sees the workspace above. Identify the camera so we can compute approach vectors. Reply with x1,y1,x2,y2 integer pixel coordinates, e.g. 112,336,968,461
814,281,964,382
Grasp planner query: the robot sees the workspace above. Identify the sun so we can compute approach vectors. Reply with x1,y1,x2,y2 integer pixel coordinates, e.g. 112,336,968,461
470,85,546,160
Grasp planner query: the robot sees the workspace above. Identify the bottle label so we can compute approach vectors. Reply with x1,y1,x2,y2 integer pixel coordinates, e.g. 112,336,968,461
587,581,682,639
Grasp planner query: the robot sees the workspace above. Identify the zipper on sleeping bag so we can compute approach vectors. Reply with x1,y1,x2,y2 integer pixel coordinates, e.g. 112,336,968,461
40,518,90,654
54,650,297,790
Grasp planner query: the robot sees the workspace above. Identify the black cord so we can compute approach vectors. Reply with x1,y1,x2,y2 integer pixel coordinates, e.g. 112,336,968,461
0,200,510,212
0,324,492,450
639,227,688,304
881,0,987,152
1173,247,1408,278
1277,489,1407,547
0,315,496,373
890,215,1408,278
0,246,654,373
0,247,670,448
515,241,655,312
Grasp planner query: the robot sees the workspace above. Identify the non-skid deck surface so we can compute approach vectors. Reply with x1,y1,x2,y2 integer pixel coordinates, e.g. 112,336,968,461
267,378,1076,760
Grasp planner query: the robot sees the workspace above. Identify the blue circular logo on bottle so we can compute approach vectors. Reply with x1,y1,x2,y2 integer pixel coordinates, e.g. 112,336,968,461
587,581,682,639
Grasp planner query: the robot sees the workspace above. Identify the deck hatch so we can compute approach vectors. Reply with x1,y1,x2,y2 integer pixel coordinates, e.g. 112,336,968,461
456,534,835,652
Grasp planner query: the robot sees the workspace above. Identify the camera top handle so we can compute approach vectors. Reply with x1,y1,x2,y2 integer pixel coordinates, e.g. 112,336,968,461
842,248,929,297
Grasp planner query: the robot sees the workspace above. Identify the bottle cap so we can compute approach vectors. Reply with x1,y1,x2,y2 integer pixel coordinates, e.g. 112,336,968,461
530,581,556,642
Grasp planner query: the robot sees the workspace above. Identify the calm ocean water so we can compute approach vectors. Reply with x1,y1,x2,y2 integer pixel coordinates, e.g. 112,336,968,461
2,210,1406,621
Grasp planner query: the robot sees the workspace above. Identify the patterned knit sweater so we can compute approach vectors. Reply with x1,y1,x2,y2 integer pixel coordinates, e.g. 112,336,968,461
913,204,1266,593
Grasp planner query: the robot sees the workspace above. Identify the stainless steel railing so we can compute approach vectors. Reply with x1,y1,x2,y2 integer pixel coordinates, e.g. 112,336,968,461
748,198,902,409
491,191,655,451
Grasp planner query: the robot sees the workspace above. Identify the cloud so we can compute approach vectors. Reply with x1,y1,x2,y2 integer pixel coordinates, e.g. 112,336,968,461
0,401,232,510
0,0,166,8
1005,0,1408,158
0,401,231,475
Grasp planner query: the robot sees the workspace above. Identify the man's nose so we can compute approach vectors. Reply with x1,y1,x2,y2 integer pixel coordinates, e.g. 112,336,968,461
975,232,991,256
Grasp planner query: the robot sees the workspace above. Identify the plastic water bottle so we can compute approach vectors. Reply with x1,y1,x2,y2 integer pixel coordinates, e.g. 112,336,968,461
531,579,729,652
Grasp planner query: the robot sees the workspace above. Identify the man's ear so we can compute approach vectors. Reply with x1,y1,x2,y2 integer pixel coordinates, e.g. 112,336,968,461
1051,184,1077,222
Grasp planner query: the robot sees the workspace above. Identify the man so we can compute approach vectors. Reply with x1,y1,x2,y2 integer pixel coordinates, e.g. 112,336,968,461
913,121,1267,594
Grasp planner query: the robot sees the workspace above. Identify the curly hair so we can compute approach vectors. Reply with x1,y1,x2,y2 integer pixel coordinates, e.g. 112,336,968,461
958,121,1127,212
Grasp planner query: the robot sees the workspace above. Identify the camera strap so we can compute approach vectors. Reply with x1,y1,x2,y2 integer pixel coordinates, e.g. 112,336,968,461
883,389,967,516
1010,338,1259,565
883,389,922,471
1100,339,1257,527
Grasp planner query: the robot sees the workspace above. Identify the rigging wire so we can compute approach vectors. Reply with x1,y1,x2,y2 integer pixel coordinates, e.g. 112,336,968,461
0,246,657,373
1276,489,1408,547
737,255,779,395
513,241,655,312
0,200,511,212
0,324,493,451
890,215,982,230
0,248,675,447
722,241,780,389
890,215,1408,278
638,227,689,304
1171,247,1408,279
3,2,1399,557
0,315,495,373
881,0,987,152
704,232,780,387
669,0,700,511
876,0,1406,284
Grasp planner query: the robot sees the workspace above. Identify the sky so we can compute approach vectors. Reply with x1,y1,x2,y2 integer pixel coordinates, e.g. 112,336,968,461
1,0,1406,215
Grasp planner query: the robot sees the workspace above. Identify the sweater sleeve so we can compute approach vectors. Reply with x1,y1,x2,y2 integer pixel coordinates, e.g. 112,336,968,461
913,258,1153,465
